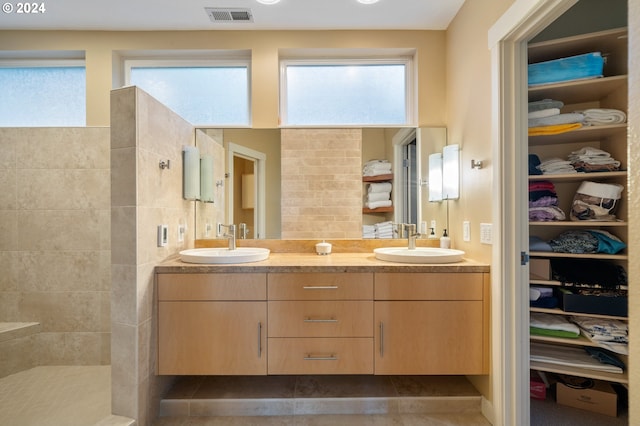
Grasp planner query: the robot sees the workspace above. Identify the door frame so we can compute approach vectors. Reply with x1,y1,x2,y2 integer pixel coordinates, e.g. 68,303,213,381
488,0,577,424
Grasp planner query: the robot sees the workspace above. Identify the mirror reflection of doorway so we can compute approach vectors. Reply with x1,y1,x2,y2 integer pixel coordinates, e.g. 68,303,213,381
226,142,266,239
401,139,418,225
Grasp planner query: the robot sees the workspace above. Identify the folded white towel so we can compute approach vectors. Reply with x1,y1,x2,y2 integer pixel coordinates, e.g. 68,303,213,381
367,182,392,193
528,108,560,120
366,192,391,202
530,313,580,335
579,108,627,125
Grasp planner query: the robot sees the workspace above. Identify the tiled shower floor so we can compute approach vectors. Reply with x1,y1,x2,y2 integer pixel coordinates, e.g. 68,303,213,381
0,365,111,426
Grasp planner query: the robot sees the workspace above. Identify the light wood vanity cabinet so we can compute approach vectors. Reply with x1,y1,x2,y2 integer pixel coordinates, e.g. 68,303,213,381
157,273,267,375
156,269,489,376
374,273,490,375
267,273,374,374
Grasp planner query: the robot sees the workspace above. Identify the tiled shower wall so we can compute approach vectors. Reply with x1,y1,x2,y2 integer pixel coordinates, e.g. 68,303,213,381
0,127,112,376
280,128,363,239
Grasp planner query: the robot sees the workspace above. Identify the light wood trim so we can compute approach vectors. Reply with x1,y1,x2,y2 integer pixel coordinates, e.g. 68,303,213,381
374,273,483,300
268,301,373,337
268,273,373,300
374,301,484,375
268,338,373,374
158,301,266,375
157,273,266,301
482,272,491,374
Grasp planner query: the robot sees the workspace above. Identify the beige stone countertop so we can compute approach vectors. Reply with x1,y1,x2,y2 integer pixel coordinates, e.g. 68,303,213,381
155,252,489,274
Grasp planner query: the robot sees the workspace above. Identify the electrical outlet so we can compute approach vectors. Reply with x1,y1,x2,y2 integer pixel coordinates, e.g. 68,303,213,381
430,220,436,235
177,223,186,243
480,223,492,244
463,221,470,242
204,221,212,238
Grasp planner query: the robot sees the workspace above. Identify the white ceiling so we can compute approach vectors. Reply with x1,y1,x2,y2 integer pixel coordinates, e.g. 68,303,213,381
0,0,466,31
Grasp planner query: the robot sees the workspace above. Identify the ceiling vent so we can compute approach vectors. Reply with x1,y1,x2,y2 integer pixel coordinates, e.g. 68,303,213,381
205,8,254,23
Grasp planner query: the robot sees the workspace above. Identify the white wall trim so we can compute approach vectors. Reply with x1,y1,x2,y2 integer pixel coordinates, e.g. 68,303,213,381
488,0,577,424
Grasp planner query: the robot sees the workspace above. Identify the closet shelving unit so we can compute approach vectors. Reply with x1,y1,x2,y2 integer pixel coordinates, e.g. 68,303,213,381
362,173,394,214
527,27,629,386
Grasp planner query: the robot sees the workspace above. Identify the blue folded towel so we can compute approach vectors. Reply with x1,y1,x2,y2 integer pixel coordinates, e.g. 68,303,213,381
528,52,604,86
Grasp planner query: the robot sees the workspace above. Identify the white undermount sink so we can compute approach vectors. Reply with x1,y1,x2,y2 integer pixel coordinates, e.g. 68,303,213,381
179,247,270,264
373,247,465,264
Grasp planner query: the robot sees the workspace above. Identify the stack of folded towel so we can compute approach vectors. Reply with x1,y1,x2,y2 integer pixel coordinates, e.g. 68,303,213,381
528,99,584,136
529,180,566,221
530,312,580,339
363,159,392,177
535,157,577,175
568,147,621,172
363,221,395,239
579,108,627,126
365,182,392,210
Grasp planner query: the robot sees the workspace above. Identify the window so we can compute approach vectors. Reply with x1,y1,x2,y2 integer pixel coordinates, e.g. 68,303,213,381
280,58,413,126
0,61,86,127
126,59,250,126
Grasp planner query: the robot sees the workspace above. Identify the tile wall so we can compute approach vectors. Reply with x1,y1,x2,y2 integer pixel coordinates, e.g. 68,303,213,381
0,127,111,378
280,128,363,239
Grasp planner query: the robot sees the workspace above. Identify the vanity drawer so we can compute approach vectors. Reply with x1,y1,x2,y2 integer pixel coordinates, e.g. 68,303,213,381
268,301,373,337
374,273,484,301
157,273,267,301
268,273,373,300
268,337,373,374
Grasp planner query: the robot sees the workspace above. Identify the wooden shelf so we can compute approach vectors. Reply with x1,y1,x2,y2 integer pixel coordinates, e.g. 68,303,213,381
363,206,393,214
529,251,627,260
528,122,627,146
530,360,628,385
529,220,626,227
528,170,626,182
528,75,627,105
363,174,393,182
530,307,628,321
530,334,597,348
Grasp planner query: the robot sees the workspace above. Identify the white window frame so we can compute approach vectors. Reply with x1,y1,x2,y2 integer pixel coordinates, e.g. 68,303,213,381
279,56,415,127
123,56,252,127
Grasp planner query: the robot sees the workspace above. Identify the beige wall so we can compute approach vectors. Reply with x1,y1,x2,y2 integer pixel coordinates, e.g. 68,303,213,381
0,127,111,376
0,30,447,129
445,0,515,406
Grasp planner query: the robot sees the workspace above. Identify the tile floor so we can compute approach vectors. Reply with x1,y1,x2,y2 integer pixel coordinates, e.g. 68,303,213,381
0,365,112,426
156,375,492,425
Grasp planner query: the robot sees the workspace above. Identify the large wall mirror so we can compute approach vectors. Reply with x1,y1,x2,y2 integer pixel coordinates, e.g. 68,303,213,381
194,127,449,240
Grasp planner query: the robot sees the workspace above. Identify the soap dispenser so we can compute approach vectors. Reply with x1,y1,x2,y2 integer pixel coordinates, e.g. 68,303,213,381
427,228,438,240
440,229,451,249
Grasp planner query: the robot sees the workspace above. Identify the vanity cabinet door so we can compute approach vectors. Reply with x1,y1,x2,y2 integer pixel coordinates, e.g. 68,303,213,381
374,301,484,375
158,301,266,375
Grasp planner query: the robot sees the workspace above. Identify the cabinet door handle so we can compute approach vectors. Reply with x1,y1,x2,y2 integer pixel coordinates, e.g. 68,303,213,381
303,317,337,323
304,353,338,361
379,322,384,357
257,322,262,358
303,285,339,290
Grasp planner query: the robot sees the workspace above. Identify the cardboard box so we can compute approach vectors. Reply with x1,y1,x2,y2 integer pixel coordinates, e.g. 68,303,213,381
556,288,628,317
530,258,551,280
556,380,618,417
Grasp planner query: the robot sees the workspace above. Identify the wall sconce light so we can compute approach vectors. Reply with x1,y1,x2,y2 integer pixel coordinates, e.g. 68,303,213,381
200,154,215,203
428,153,443,202
427,144,460,202
471,159,483,169
442,144,460,200
183,146,200,201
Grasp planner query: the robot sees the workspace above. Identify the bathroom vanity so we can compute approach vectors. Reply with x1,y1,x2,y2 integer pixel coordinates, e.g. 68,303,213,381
155,252,489,377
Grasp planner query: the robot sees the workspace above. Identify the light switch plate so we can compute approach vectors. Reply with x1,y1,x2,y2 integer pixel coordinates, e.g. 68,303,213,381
157,224,168,247
480,223,492,244
463,221,470,242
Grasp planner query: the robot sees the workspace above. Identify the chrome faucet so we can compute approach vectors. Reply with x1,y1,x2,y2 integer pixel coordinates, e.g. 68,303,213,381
404,223,420,250
220,224,237,250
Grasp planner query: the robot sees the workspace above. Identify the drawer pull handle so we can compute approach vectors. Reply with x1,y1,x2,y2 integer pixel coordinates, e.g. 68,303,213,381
304,317,337,323
258,322,262,358
303,285,339,290
379,322,384,357
304,354,338,361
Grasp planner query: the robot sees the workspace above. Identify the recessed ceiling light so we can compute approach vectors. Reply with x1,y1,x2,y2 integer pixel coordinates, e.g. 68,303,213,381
357,0,380,4
256,0,281,4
